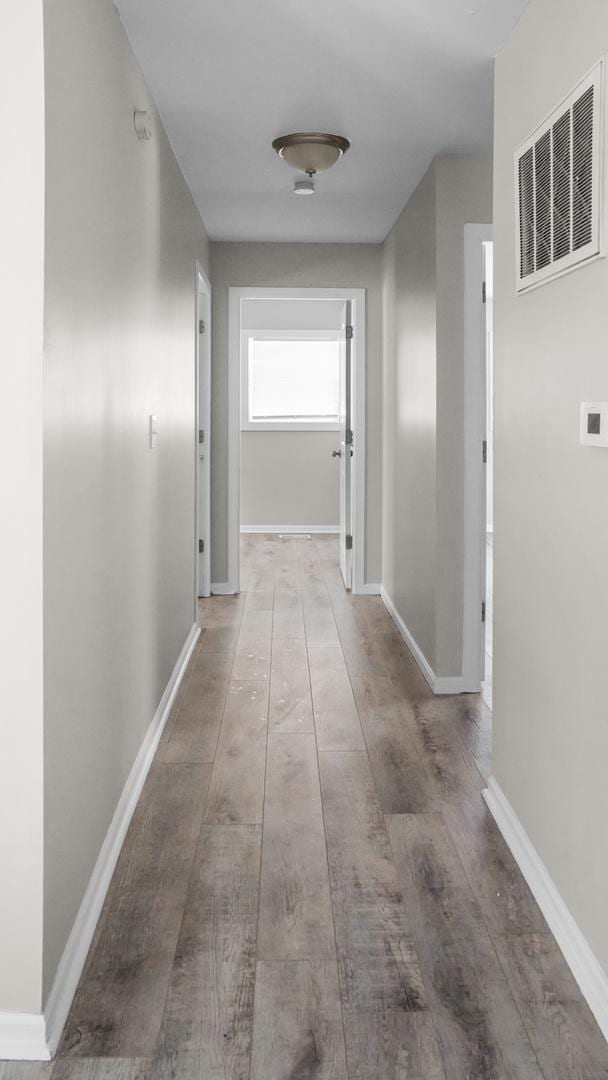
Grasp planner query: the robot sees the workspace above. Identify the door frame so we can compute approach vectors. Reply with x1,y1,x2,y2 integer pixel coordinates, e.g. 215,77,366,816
195,262,212,602
227,286,367,594
462,224,493,691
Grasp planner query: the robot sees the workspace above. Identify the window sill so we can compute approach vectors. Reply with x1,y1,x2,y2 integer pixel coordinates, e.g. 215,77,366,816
241,422,341,432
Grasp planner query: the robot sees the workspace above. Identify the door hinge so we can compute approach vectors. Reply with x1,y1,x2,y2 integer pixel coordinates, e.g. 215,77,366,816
345,324,354,340
345,534,353,551
199,538,204,554
199,319,205,334
346,428,353,446
482,281,487,304
482,439,487,464
481,600,486,623
199,428,204,444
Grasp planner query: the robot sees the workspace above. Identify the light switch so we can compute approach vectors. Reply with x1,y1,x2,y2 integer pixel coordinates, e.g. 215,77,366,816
149,414,158,449
580,402,608,447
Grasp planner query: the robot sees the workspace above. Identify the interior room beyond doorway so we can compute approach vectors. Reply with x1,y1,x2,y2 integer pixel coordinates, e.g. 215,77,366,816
240,297,344,534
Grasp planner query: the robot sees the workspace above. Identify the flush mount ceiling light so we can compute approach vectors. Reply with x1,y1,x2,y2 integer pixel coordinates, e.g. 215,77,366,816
272,132,350,192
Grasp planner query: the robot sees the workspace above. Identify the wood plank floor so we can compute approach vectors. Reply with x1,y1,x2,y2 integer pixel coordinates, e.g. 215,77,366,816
4,533,608,1080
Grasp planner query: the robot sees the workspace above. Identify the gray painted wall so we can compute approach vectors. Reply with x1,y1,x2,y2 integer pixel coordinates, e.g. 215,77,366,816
241,432,339,528
382,165,438,665
435,155,493,672
210,242,383,583
382,154,492,676
493,0,608,974
42,0,210,1000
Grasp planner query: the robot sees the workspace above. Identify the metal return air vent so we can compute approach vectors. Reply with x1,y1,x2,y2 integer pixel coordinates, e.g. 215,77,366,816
515,61,603,292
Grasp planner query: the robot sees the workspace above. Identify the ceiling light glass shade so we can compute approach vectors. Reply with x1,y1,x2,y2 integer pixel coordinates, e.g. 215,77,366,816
272,132,350,174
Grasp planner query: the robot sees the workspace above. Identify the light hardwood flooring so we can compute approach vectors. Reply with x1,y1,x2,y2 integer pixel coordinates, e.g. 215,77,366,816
3,534,607,1079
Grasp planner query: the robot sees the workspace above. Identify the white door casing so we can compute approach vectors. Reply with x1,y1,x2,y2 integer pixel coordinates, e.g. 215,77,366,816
196,265,211,599
338,301,353,588
227,287,367,595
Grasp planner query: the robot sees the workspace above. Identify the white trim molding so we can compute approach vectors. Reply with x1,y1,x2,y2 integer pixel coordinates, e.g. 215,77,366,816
380,587,467,695
195,262,212,601
38,623,199,1060
228,287,367,595
484,777,608,1044
240,525,339,534
0,1012,49,1062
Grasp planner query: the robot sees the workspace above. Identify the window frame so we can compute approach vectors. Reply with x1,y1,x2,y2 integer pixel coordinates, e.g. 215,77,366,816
240,328,342,431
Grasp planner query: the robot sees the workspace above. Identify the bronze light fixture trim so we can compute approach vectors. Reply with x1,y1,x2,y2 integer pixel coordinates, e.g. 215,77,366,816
272,132,350,194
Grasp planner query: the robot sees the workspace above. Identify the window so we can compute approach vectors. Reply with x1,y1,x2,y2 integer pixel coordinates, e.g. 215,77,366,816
241,331,341,430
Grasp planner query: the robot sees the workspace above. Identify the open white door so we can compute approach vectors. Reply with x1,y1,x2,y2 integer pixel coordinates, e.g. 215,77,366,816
196,268,211,598
338,300,353,589
462,225,493,692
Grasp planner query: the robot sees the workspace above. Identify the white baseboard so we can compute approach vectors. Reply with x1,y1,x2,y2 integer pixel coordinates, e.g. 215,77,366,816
380,586,469,695
30,622,200,1060
240,525,339,534
0,1012,50,1062
484,776,608,1044
211,581,238,595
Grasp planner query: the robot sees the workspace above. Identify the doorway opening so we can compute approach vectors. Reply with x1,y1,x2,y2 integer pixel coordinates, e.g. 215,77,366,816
196,264,212,600
227,287,367,594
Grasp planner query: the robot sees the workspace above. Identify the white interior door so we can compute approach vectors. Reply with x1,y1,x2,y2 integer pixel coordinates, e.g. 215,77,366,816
197,273,211,598
338,300,352,589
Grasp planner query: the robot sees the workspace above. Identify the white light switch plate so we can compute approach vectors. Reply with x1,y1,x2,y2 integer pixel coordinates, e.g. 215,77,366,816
580,402,608,446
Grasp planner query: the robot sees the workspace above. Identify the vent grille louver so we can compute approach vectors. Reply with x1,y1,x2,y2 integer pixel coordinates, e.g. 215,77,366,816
534,128,552,270
573,85,595,251
552,110,571,261
516,63,602,292
519,147,535,278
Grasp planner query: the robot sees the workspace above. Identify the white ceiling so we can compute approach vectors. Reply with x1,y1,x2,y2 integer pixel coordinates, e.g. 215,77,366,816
115,0,529,243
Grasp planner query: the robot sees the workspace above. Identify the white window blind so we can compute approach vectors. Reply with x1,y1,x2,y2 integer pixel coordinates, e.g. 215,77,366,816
247,337,339,424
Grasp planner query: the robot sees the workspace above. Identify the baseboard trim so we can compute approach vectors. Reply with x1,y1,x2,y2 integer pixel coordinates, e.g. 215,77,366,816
355,582,381,596
484,776,608,1044
240,525,339,534
380,586,468,695
41,622,200,1059
0,1012,50,1062
211,581,238,595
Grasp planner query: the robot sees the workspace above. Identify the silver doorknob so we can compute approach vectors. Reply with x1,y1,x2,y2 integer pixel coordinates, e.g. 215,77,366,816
332,449,341,458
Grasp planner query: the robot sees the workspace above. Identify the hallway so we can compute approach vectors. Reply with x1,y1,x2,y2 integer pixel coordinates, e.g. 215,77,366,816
7,534,603,1080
